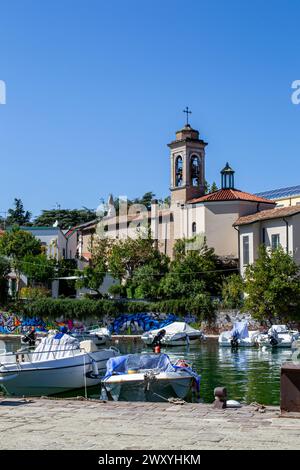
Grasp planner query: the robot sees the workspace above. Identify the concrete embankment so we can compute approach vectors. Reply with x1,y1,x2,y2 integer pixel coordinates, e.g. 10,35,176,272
0,397,299,450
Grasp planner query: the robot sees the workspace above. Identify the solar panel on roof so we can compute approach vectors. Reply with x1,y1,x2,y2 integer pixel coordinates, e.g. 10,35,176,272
255,185,300,200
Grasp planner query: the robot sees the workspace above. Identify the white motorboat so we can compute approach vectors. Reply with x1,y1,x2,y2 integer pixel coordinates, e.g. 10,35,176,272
256,325,299,348
101,353,200,402
0,331,118,397
71,326,111,347
218,321,259,347
141,322,205,347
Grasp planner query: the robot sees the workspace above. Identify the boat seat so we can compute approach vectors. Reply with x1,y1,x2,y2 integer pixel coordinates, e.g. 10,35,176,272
80,340,98,353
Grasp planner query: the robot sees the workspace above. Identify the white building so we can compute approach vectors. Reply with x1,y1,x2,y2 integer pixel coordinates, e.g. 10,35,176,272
234,206,300,276
21,226,77,260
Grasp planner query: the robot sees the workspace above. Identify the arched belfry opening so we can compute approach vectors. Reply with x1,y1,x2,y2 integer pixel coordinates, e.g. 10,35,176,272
190,155,200,187
168,109,208,204
175,156,183,187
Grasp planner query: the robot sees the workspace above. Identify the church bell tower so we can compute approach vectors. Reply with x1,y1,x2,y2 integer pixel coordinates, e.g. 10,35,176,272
168,108,207,204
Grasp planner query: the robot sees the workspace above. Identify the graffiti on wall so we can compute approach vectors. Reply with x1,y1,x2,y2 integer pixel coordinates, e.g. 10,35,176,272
0,312,85,335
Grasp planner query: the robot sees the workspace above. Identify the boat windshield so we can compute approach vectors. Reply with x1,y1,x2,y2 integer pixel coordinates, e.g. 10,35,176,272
104,353,175,379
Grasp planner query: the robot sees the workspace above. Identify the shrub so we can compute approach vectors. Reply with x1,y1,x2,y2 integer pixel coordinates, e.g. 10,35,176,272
11,296,216,322
221,274,244,309
19,286,51,300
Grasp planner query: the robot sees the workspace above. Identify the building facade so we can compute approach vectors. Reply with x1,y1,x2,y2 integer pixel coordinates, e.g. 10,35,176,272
20,226,77,260
234,206,300,276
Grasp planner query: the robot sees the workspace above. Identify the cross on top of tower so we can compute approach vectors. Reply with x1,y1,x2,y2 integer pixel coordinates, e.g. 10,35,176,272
183,106,192,126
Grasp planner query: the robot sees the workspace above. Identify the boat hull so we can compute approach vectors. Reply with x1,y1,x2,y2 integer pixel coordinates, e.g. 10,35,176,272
103,372,193,402
142,335,203,347
0,350,116,397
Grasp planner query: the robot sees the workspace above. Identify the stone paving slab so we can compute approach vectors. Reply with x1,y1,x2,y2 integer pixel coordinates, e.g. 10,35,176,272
0,397,299,450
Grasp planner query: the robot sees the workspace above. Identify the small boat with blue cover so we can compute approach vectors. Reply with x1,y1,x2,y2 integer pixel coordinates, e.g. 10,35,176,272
101,353,200,402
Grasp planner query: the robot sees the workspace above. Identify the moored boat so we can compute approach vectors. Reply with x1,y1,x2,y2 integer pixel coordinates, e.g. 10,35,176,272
71,326,111,347
141,321,205,347
219,321,259,347
256,325,299,348
101,353,200,402
0,329,118,397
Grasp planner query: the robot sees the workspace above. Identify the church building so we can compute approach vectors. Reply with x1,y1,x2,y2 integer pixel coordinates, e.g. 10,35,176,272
163,121,275,261
75,115,276,267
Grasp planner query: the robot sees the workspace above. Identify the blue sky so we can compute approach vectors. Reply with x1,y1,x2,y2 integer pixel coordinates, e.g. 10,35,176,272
0,0,300,217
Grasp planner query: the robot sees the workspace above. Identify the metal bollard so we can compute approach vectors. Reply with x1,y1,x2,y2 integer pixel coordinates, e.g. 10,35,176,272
213,387,227,409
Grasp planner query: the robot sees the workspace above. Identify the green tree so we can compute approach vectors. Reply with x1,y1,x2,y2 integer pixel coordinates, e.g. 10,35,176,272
222,274,244,309
133,192,156,210
204,180,210,194
6,198,31,226
130,253,169,299
108,235,159,281
56,258,78,277
204,181,218,194
244,245,300,323
0,228,41,260
76,260,106,296
0,256,10,303
34,208,96,229
20,254,55,285
0,228,42,293
210,182,218,193
76,238,111,296
161,238,220,299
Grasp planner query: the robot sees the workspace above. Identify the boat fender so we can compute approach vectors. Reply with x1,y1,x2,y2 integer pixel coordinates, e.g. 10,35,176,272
86,359,100,379
92,360,99,376
226,400,242,408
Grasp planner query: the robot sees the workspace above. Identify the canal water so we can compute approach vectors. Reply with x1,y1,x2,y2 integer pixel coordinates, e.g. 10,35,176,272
61,339,294,405
1,338,296,405
116,339,293,405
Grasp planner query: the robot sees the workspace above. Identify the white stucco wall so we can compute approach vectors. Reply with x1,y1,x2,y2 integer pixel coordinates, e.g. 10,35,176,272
238,214,300,276
202,200,269,258
23,228,74,260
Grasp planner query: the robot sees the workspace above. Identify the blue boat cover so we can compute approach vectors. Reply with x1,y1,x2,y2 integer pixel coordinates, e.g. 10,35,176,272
103,353,201,392
230,321,249,340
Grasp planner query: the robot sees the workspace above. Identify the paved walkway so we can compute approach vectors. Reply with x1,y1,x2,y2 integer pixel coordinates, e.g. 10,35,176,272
0,398,300,450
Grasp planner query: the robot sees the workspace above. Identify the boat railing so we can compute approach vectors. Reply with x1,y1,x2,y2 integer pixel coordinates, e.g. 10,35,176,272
0,346,87,367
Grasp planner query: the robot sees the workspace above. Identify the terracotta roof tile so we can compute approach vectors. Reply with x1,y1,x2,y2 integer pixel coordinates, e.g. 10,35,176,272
188,188,275,204
234,205,300,226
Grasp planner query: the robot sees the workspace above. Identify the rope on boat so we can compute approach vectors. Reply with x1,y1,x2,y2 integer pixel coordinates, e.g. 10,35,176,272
150,391,186,405
249,402,266,412
83,354,87,399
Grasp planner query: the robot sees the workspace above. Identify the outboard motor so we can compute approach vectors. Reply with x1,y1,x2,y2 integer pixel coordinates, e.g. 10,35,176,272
151,329,166,352
269,329,279,347
21,329,36,348
230,331,239,349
